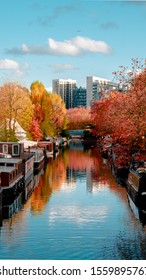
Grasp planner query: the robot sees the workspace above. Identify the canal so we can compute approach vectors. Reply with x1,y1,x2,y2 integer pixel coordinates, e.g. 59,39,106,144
0,143,146,260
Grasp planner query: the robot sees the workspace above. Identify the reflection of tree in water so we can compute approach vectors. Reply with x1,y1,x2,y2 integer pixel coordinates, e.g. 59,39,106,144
90,149,128,203
65,149,98,171
30,155,66,214
30,148,129,214
91,149,114,185
30,149,98,214
31,174,52,214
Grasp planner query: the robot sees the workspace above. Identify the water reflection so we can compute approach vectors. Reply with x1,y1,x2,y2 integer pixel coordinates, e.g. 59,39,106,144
0,146,146,259
127,193,146,227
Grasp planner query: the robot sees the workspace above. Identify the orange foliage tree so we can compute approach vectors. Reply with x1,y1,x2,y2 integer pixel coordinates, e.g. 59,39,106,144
43,93,67,137
30,81,67,140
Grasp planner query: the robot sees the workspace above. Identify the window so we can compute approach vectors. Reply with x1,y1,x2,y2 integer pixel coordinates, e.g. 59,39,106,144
2,144,8,154
12,144,20,156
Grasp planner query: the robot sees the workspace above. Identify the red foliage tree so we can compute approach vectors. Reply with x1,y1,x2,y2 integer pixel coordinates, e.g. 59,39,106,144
91,64,146,160
29,119,43,141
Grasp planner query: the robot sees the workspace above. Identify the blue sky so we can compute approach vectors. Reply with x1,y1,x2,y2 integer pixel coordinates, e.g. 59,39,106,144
0,0,146,91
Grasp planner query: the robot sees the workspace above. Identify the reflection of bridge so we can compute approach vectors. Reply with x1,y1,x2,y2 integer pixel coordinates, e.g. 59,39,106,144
69,130,84,139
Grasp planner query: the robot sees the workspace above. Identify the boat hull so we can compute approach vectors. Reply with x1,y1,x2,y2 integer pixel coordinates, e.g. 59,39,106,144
34,158,45,175
126,170,146,209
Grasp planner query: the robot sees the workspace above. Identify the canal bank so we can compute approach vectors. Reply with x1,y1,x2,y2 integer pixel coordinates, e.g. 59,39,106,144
0,143,146,260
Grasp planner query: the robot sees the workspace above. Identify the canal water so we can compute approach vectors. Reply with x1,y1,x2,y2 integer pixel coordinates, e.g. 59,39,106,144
0,143,146,260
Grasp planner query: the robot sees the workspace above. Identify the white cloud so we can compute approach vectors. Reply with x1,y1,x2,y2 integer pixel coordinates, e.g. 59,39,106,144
48,38,79,55
6,36,112,56
0,59,19,70
49,205,108,225
0,59,29,77
48,36,112,55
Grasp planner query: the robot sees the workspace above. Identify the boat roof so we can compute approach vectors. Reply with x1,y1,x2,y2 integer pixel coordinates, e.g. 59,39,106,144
20,153,34,160
0,142,23,144
28,149,44,154
0,166,16,173
19,140,37,148
0,158,22,163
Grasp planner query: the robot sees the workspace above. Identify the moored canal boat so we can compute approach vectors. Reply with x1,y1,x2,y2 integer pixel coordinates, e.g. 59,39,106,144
0,155,34,187
0,142,35,182
28,148,45,174
126,168,146,208
38,141,54,158
20,153,34,185
0,142,24,157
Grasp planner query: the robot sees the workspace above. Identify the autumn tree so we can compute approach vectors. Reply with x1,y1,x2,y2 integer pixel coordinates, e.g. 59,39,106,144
112,58,146,149
0,82,33,141
42,93,67,137
28,119,43,141
66,107,92,130
91,60,146,158
30,81,67,140
112,58,146,92
91,96,113,138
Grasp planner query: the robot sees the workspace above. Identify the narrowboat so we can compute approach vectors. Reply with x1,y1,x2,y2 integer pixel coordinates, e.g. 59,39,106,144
20,152,34,185
0,142,34,181
28,148,45,174
0,142,24,157
0,158,23,171
38,141,54,158
126,168,146,208
0,142,34,183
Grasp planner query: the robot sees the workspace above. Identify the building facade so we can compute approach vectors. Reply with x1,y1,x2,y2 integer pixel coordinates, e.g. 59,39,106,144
86,76,119,107
52,79,76,109
73,87,86,108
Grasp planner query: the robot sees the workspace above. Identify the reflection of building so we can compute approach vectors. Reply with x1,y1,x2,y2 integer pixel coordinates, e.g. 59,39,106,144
86,170,93,193
73,87,86,108
66,167,76,188
86,76,119,107
52,79,76,109
66,166,88,190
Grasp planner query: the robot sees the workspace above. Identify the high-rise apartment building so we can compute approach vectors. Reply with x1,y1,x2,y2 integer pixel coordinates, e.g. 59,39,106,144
86,76,119,107
52,79,76,109
73,86,86,108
